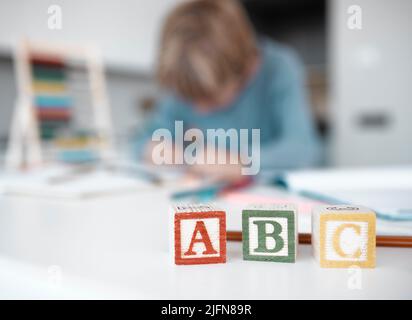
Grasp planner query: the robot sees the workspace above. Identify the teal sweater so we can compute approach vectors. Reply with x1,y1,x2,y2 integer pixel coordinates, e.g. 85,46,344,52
134,39,322,170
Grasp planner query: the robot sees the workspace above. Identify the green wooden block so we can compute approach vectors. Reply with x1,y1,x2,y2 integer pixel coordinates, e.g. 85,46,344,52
242,204,297,263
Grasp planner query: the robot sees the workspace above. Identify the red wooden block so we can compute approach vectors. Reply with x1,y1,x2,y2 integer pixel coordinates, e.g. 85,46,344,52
172,204,226,265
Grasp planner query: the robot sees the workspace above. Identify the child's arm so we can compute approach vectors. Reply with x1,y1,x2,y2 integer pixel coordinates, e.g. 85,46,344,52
258,51,323,170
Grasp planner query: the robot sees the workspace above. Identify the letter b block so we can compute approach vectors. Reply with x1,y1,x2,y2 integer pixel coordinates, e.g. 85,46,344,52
171,204,226,265
242,204,297,263
312,205,376,268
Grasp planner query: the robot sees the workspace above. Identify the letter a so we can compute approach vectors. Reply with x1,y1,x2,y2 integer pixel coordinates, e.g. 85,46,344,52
184,221,217,256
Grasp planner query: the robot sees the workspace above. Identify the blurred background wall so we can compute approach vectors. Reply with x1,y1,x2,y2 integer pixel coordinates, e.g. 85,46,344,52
0,0,410,166
330,0,412,166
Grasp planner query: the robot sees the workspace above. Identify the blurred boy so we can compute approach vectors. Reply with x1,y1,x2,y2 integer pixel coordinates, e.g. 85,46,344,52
136,0,322,181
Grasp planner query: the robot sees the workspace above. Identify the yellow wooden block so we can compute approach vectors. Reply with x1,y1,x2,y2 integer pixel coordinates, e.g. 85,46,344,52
312,205,376,268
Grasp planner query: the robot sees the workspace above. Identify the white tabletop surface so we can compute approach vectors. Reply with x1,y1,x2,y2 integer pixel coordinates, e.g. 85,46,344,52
0,188,412,299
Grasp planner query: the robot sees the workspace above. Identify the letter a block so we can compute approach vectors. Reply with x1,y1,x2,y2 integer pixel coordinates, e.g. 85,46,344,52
242,204,297,263
171,204,226,265
312,205,376,268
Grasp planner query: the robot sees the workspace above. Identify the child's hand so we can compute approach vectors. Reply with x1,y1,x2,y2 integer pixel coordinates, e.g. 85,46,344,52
187,147,243,182
144,141,185,168
189,162,243,182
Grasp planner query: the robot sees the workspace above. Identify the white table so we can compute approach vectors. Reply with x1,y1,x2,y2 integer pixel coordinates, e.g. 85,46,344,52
0,189,411,299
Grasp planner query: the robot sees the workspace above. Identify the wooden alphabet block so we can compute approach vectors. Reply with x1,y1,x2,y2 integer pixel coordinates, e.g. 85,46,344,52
242,204,297,263
312,205,376,268
171,204,226,265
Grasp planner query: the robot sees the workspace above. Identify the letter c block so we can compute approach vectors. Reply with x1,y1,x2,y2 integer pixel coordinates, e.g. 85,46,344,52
242,204,297,263
312,205,376,268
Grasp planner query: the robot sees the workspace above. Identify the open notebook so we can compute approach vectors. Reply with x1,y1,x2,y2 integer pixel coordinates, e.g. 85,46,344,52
0,165,155,199
283,166,412,191
280,166,412,221
213,184,412,237
0,163,217,200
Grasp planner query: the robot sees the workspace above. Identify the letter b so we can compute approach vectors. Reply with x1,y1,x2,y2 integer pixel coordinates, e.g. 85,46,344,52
252,220,284,253
242,205,297,263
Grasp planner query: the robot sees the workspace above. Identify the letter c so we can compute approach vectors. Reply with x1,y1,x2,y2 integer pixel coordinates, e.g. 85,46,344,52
333,223,362,258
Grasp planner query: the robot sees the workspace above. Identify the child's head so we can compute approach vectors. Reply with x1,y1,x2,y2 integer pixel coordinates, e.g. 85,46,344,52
157,0,258,108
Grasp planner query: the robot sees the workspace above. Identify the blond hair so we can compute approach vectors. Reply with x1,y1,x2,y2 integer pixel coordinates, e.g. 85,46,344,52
157,0,258,101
